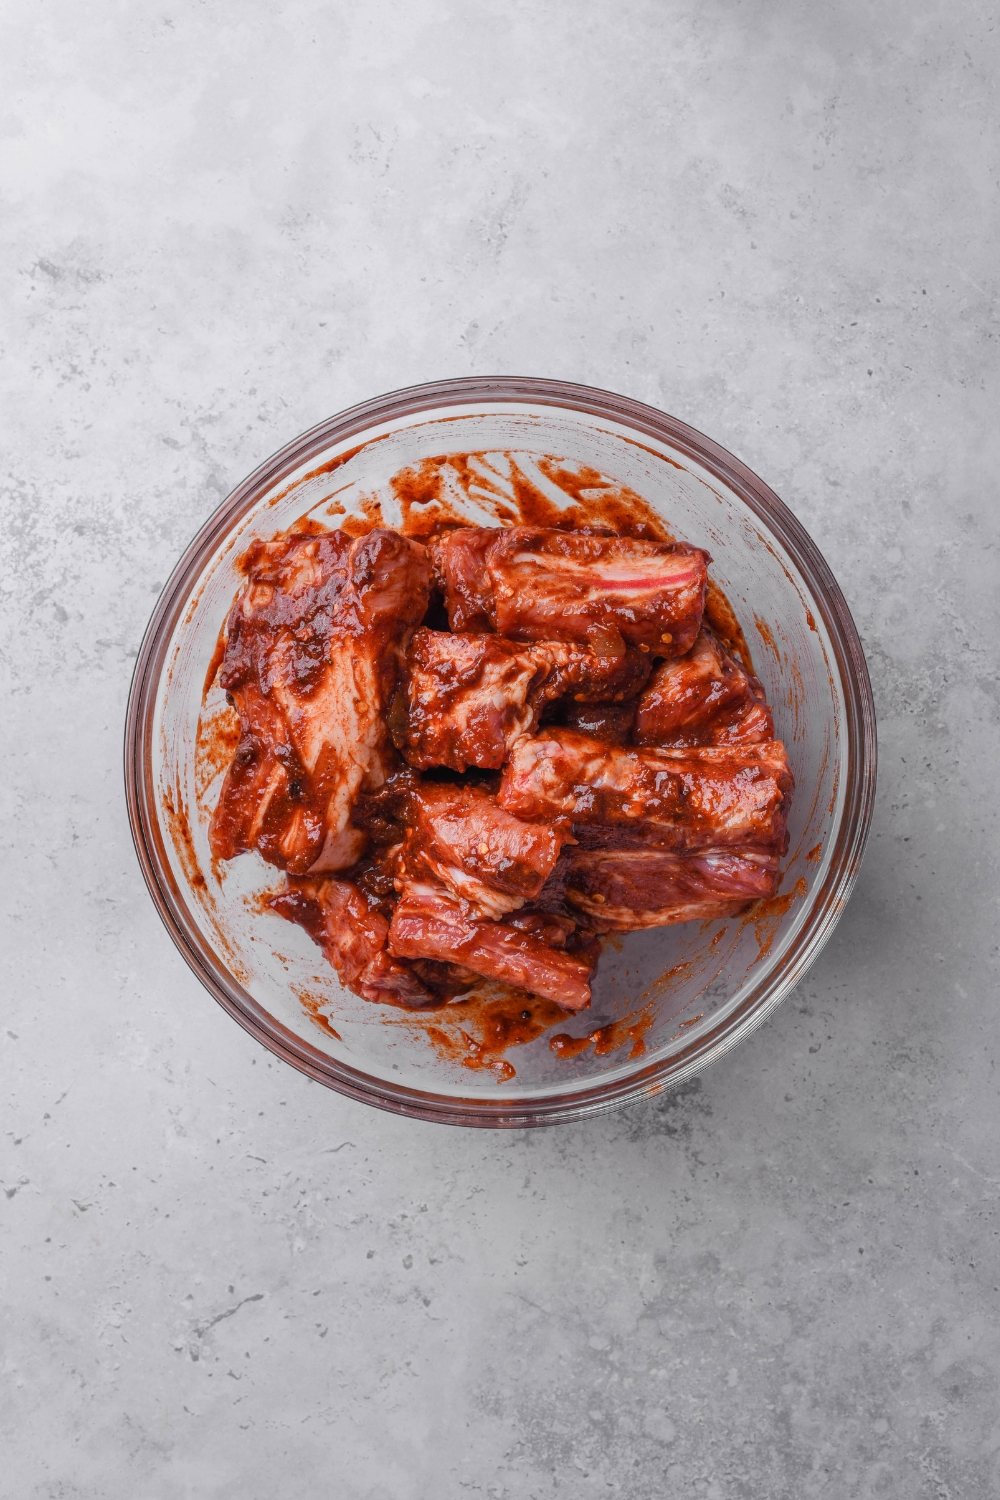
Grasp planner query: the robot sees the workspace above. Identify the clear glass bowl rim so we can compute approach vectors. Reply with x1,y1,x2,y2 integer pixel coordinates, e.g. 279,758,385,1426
124,375,877,1129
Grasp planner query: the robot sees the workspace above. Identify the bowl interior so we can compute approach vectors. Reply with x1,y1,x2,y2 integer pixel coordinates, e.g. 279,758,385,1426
140,394,856,1116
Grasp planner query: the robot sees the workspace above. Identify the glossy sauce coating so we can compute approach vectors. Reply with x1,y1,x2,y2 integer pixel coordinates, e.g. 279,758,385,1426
398,780,566,919
387,880,594,1011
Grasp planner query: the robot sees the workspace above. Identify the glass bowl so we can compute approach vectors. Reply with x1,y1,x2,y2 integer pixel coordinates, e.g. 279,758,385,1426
124,377,876,1128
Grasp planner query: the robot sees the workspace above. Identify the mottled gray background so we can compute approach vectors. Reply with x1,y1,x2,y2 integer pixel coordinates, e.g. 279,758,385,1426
2,1,998,1495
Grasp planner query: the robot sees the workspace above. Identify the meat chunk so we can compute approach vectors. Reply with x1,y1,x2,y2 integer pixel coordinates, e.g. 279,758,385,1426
537,638,651,704
206,683,311,870
634,629,774,747
397,781,566,919
486,528,709,653
498,730,793,853
556,846,780,930
387,880,593,1010
430,526,709,654
399,628,650,772
210,527,431,873
268,876,435,1008
398,631,543,772
426,528,494,631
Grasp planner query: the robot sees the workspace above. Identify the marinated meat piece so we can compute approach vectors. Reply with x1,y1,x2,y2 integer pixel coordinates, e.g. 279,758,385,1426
557,846,780,930
399,628,650,772
396,781,566,919
430,526,710,653
399,631,544,772
498,730,793,853
207,683,311,870
504,907,577,947
504,905,604,975
487,528,709,653
268,876,435,1008
339,843,406,917
634,629,774,747
406,956,482,1002
210,527,431,873
387,880,594,1010
427,528,495,631
538,638,651,704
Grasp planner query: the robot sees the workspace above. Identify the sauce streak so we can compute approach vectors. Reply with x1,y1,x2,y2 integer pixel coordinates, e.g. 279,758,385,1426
162,783,207,892
194,701,241,803
550,1003,655,1063
388,985,572,1081
386,451,675,542
742,875,809,958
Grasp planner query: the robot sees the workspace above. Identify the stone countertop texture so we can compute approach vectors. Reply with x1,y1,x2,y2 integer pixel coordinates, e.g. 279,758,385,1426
2,1,998,1495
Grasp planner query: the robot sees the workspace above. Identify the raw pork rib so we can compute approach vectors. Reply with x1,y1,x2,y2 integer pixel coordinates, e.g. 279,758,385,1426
506,725,793,932
210,527,430,873
269,876,435,1007
387,880,594,1010
499,729,793,853
396,781,566,919
430,526,710,654
634,629,773,747
399,628,650,771
555,846,780,930
426,528,494,631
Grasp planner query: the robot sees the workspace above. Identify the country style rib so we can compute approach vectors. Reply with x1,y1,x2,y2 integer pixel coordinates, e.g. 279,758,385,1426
429,526,710,653
634,628,774,747
399,628,650,771
210,526,431,873
387,880,594,1010
268,876,436,1008
395,781,567,919
554,846,781,930
498,729,793,853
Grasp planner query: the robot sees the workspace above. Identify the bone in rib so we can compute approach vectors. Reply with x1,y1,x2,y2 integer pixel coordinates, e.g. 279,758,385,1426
429,525,710,654
210,526,430,873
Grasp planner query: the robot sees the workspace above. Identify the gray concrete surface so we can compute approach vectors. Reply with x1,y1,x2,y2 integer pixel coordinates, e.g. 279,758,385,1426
2,1,999,1495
